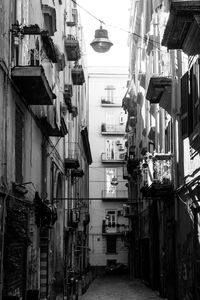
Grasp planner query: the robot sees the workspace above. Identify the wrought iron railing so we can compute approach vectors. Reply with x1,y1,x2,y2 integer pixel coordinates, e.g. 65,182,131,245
101,123,126,134
101,152,126,162
152,154,173,184
101,189,128,199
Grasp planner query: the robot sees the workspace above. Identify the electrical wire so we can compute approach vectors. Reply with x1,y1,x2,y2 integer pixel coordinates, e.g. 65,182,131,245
72,0,162,47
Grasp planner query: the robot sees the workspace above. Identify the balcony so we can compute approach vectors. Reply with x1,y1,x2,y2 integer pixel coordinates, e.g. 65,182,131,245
11,66,55,105
141,154,174,197
101,98,122,107
65,142,81,170
102,220,129,235
101,189,128,201
40,116,68,137
153,154,173,185
146,76,172,109
162,1,200,56
101,152,126,163
64,84,73,98
71,64,85,85
101,123,126,135
64,35,81,61
71,169,84,184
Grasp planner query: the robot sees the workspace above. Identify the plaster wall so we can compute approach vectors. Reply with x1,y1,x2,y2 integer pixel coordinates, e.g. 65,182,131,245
88,67,129,267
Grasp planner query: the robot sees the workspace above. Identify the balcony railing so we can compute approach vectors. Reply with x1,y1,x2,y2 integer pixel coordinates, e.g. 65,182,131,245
64,35,81,61
71,64,85,85
101,152,126,163
102,220,129,235
141,154,174,197
102,189,128,200
101,123,126,135
101,98,122,107
152,154,173,184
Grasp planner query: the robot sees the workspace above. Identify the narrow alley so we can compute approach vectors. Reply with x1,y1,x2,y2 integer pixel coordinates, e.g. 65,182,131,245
80,275,165,300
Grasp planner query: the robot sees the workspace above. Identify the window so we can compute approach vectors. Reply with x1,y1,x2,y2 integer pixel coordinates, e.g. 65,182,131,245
106,140,115,160
106,236,117,253
105,85,116,103
105,113,115,131
15,105,24,183
105,169,116,197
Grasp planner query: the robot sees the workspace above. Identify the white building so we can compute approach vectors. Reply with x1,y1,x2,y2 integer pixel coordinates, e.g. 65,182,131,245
88,66,129,270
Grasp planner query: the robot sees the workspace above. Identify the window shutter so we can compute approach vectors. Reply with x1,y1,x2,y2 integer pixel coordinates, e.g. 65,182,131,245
191,59,200,128
15,106,24,183
181,71,189,138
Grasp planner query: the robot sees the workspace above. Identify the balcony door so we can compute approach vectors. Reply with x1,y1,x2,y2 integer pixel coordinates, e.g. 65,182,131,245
105,210,117,233
106,139,115,160
105,168,116,197
106,113,115,132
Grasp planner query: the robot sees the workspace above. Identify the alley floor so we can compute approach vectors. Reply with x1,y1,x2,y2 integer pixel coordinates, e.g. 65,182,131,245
79,274,166,300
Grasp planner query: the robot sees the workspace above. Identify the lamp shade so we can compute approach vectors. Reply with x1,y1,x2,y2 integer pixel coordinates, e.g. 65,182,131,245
90,26,113,53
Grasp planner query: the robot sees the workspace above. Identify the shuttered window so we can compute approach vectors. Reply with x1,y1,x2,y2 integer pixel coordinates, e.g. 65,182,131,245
15,105,24,183
181,71,189,138
190,60,200,129
181,59,200,139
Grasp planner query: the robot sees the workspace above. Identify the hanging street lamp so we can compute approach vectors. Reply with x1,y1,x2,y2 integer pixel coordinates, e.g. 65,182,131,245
90,24,113,53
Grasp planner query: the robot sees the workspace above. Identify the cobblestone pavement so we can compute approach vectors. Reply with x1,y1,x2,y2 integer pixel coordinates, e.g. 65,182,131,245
80,274,166,300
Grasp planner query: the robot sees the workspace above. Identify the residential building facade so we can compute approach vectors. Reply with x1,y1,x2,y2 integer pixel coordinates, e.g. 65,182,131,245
88,66,129,272
0,1,92,300
125,0,200,300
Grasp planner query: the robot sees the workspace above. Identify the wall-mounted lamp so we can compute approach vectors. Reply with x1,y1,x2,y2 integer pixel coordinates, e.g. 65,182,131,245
90,24,113,53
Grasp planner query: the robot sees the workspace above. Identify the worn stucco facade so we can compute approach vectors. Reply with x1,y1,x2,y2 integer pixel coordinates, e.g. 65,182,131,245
0,1,92,299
